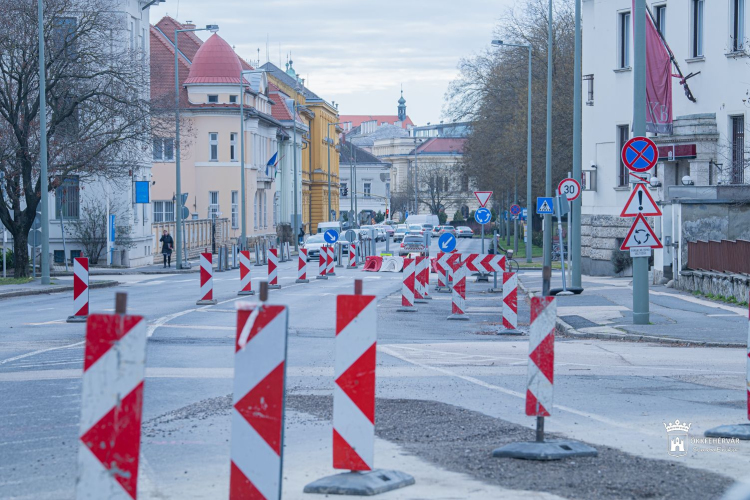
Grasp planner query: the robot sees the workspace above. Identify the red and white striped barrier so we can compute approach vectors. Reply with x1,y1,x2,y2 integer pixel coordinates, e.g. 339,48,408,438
67,257,89,322
230,302,289,499
268,248,281,289
76,313,147,499
333,292,377,470
397,258,417,312
447,261,468,320
502,272,518,331
317,252,328,280
414,256,431,303
238,250,254,296
436,252,449,291
348,243,358,269
526,297,556,417
465,254,506,274
197,252,217,305
297,248,309,283
326,246,336,276
446,253,461,288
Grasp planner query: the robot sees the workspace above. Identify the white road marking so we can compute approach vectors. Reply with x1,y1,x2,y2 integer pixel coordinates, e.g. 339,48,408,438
0,342,84,366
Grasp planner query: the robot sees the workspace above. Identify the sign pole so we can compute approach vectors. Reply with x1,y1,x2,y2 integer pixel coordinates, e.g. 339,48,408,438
556,195,568,293
632,0,649,325
567,172,572,288
542,0,554,297
481,223,485,254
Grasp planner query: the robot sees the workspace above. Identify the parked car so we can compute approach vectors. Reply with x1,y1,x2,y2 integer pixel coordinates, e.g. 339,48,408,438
439,226,458,238
399,235,426,256
302,234,328,261
379,224,395,237
456,226,474,238
421,224,434,235
408,224,423,235
393,225,408,242
431,226,443,237
375,226,387,242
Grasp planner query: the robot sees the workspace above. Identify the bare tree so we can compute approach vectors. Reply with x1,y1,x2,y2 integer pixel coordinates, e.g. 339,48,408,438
418,161,468,216
65,197,136,265
0,0,151,276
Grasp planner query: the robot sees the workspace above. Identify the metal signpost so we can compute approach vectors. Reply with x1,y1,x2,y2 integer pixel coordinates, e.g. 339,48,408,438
510,204,521,255
555,195,572,295
557,176,582,292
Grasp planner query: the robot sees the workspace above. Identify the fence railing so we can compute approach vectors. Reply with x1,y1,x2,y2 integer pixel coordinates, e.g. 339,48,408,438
152,218,230,263
687,239,750,274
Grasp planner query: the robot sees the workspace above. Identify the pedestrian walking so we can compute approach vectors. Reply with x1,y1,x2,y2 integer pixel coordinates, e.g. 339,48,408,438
298,226,305,245
160,229,174,268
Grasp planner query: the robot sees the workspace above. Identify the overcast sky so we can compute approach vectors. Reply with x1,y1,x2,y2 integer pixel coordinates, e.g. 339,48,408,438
150,0,509,125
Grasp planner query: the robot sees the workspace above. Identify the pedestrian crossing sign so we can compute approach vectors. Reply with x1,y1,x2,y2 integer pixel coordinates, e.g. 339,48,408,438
536,197,554,215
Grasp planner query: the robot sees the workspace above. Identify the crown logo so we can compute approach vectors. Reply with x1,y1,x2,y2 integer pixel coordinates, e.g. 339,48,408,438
663,420,691,433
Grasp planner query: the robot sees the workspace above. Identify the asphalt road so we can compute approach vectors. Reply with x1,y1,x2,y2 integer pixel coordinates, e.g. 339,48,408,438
0,236,747,499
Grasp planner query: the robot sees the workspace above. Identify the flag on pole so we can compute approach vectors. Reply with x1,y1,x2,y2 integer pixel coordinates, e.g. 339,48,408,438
266,151,279,178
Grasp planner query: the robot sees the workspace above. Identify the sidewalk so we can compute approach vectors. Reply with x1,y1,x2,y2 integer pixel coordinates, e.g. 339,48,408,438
518,271,747,347
0,277,119,300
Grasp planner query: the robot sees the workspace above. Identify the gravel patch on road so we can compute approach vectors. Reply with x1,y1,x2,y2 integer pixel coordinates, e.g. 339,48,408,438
286,395,733,500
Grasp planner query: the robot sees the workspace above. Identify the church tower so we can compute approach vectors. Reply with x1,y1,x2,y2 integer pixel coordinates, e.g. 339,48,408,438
397,89,406,122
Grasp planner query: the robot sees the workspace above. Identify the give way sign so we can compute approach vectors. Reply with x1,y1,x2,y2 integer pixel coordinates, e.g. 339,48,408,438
474,191,492,208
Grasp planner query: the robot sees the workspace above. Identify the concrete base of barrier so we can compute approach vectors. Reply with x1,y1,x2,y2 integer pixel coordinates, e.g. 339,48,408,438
328,272,337,277
435,287,452,293
66,315,87,323
475,274,490,282
415,299,428,304
447,314,469,321
268,284,281,289
347,265,358,269
238,291,255,296
397,306,418,313
303,469,415,496
487,287,502,293
550,287,584,296
196,299,218,305
316,276,329,280
704,424,750,440
295,278,309,283
492,440,598,461
497,328,525,336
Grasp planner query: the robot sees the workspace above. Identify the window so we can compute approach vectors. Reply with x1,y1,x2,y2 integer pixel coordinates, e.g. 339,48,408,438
461,174,469,191
618,125,630,186
209,133,218,161
619,11,631,68
152,137,174,161
209,191,219,219
363,182,371,198
691,0,704,57
231,191,239,228
52,17,77,60
253,191,258,229
733,0,745,51
153,200,175,223
54,250,65,264
229,95,238,104
584,74,594,105
55,177,79,219
230,133,237,161
655,5,666,37
731,115,745,184
208,95,219,103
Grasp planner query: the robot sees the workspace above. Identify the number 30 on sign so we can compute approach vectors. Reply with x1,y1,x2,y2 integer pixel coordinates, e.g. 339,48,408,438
557,178,581,201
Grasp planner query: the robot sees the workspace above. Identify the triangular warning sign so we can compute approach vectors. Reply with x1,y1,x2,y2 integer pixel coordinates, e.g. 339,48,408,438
620,214,663,250
539,200,552,213
474,191,492,208
621,184,662,217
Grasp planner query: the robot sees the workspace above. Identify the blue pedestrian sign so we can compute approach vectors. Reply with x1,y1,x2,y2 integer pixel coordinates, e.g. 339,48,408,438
536,197,554,215
474,207,492,225
324,229,339,244
438,232,457,253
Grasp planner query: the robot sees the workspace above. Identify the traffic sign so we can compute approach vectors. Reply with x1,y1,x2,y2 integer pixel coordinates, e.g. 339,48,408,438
621,136,658,173
620,183,662,217
181,206,190,219
510,204,521,216
343,229,356,243
620,214,663,250
323,229,339,244
438,232,457,253
474,207,492,224
522,208,528,220
557,178,581,201
474,191,492,208
536,197,554,215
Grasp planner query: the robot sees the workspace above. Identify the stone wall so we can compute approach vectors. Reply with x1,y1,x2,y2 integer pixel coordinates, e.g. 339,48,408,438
581,214,650,276
676,270,750,304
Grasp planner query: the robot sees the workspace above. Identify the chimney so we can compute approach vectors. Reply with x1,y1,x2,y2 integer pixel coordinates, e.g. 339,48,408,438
184,20,196,29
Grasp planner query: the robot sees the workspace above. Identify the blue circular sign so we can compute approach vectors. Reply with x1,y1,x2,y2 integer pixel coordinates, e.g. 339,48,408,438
474,207,492,225
438,232,457,253
324,229,339,244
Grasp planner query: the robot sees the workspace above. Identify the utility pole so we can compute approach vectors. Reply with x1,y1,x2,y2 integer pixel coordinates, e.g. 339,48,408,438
38,0,50,285
292,85,299,251
632,0,649,324
542,0,554,296
413,137,419,215
571,0,583,289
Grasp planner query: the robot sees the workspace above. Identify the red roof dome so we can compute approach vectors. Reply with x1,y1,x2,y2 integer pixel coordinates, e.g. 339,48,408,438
184,34,242,84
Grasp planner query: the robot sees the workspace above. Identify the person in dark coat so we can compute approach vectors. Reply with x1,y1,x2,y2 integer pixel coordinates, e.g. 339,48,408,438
160,229,174,268
298,227,305,245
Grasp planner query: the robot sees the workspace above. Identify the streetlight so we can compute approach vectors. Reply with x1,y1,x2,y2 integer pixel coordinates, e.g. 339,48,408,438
492,39,533,264
238,68,256,251
174,24,219,269
292,81,302,250
326,122,341,221
38,0,50,284
413,137,419,215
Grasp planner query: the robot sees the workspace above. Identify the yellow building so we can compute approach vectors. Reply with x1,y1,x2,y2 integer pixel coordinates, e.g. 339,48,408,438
261,61,341,234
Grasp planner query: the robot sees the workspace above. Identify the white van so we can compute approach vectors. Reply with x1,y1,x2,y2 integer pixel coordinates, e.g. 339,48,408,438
316,221,342,235
406,214,439,229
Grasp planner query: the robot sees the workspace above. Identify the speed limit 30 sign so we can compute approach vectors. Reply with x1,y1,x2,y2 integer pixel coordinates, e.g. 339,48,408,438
557,178,581,201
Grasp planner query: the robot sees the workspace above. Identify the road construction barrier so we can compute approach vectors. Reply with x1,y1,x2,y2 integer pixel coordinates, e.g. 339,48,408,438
447,262,468,320
397,258,417,312
326,246,336,276
348,243,358,268
230,301,289,499
464,254,506,274
317,252,328,280
197,252,217,305
238,251,254,296
267,248,281,289
335,243,344,268
414,256,430,303
380,256,404,273
297,249,309,283
527,297,555,416
436,252,449,291
430,257,439,274
502,272,518,331
76,304,147,499
363,255,382,272
67,257,89,323
446,253,461,289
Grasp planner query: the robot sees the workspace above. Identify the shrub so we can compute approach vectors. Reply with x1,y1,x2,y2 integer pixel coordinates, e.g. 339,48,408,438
610,249,632,275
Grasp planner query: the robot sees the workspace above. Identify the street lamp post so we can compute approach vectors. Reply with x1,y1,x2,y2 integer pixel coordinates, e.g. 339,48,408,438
38,0,50,284
543,0,554,295
571,0,583,288
413,137,419,215
238,68,256,251
491,40,533,263
174,25,218,269
326,122,341,222
292,83,301,251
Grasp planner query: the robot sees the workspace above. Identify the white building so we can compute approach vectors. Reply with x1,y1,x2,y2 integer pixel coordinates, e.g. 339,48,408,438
339,143,391,222
581,0,749,278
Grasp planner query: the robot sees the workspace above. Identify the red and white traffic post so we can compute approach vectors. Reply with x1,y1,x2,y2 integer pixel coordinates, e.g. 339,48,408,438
317,252,328,280
76,300,147,499
499,272,518,333
268,248,281,289
238,250,254,296
348,243,358,269
297,248,310,283
447,261,468,321
326,245,336,276
67,257,89,323
397,258,417,312
230,300,289,499
197,252,218,305
436,252,449,291
414,256,431,303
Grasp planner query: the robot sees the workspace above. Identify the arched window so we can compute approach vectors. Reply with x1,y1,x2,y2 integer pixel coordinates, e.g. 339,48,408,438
253,191,258,229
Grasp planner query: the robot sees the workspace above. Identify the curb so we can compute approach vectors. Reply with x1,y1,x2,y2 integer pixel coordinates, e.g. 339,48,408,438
0,280,120,301
515,280,744,348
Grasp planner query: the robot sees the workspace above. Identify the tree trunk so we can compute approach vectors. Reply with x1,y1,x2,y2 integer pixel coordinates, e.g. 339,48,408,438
13,231,29,278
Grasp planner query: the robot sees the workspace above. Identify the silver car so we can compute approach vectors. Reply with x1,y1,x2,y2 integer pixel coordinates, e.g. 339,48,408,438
399,235,426,256
302,234,336,261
